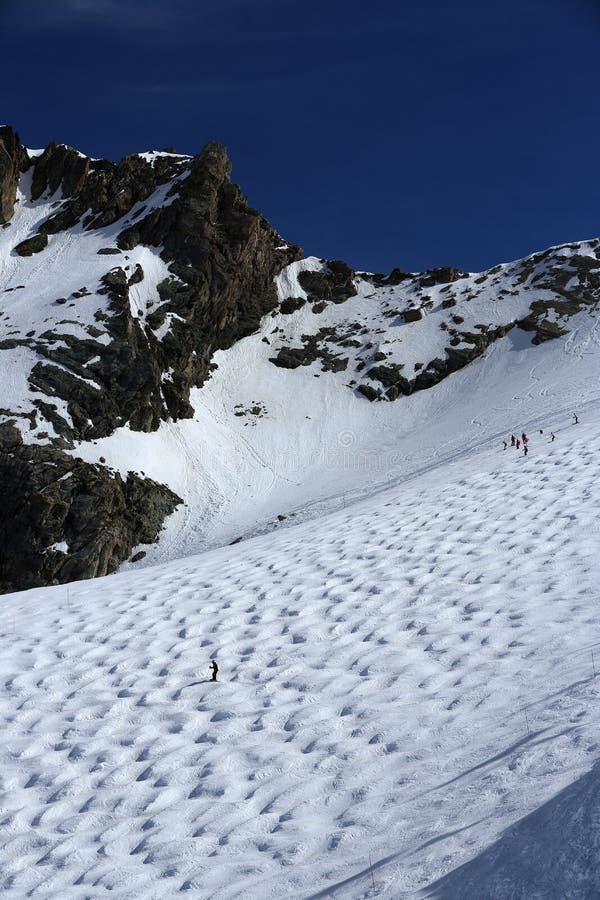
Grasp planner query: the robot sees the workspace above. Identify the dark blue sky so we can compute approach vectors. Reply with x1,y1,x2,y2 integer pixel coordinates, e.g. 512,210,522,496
2,0,600,272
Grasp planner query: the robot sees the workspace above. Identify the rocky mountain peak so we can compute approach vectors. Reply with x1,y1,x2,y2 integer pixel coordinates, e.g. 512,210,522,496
0,126,29,224
30,140,90,201
0,126,301,592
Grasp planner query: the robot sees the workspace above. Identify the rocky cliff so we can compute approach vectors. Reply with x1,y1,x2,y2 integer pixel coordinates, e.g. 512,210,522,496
0,126,300,592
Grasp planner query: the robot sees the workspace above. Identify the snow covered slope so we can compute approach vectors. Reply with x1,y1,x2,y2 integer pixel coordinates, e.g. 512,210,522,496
74,243,600,569
1,361,600,897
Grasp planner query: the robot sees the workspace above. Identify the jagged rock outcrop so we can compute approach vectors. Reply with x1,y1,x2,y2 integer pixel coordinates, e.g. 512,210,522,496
0,126,29,224
0,129,301,592
6,138,301,444
297,260,356,305
30,142,180,233
14,232,48,256
270,326,349,372
419,266,467,287
368,323,513,399
0,423,180,594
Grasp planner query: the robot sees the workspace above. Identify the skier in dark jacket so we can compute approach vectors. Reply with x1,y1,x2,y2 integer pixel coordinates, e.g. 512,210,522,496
524,444,528,456
210,660,219,682
511,435,516,446
574,414,579,424
521,432,527,444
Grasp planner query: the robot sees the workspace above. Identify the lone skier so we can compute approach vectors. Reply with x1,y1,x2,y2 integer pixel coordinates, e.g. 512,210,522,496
574,414,579,424
551,432,556,442
503,440,507,450
210,660,219,682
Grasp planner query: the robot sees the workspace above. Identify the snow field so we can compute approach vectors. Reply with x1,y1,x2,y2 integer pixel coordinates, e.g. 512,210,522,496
3,166,600,895
1,412,600,897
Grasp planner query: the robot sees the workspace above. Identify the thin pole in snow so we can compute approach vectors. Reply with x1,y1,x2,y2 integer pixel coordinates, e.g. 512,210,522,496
369,853,375,890
525,710,530,736
592,650,596,677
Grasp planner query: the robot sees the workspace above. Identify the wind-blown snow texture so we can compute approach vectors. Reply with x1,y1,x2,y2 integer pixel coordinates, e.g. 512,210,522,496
2,308,600,896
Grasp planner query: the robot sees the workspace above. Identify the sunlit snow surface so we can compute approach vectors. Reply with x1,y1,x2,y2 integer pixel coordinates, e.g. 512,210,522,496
2,319,600,896
3,166,600,896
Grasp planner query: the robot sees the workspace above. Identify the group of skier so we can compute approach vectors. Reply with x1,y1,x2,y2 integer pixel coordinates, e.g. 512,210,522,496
501,413,578,455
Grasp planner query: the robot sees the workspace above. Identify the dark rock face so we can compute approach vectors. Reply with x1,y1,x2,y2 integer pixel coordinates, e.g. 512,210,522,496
386,268,412,285
363,267,411,287
270,326,349,373
31,142,90,203
14,232,48,256
298,260,356,305
0,126,29,225
530,320,568,344
368,364,411,399
105,142,302,433
269,348,306,369
356,384,380,401
419,266,467,287
0,424,180,595
280,297,306,315
31,144,178,235
27,264,170,439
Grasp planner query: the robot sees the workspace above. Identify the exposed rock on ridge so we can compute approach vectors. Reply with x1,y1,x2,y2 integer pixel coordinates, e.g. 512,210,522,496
0,126,29,224
267,243,600,402
5,137,301,444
